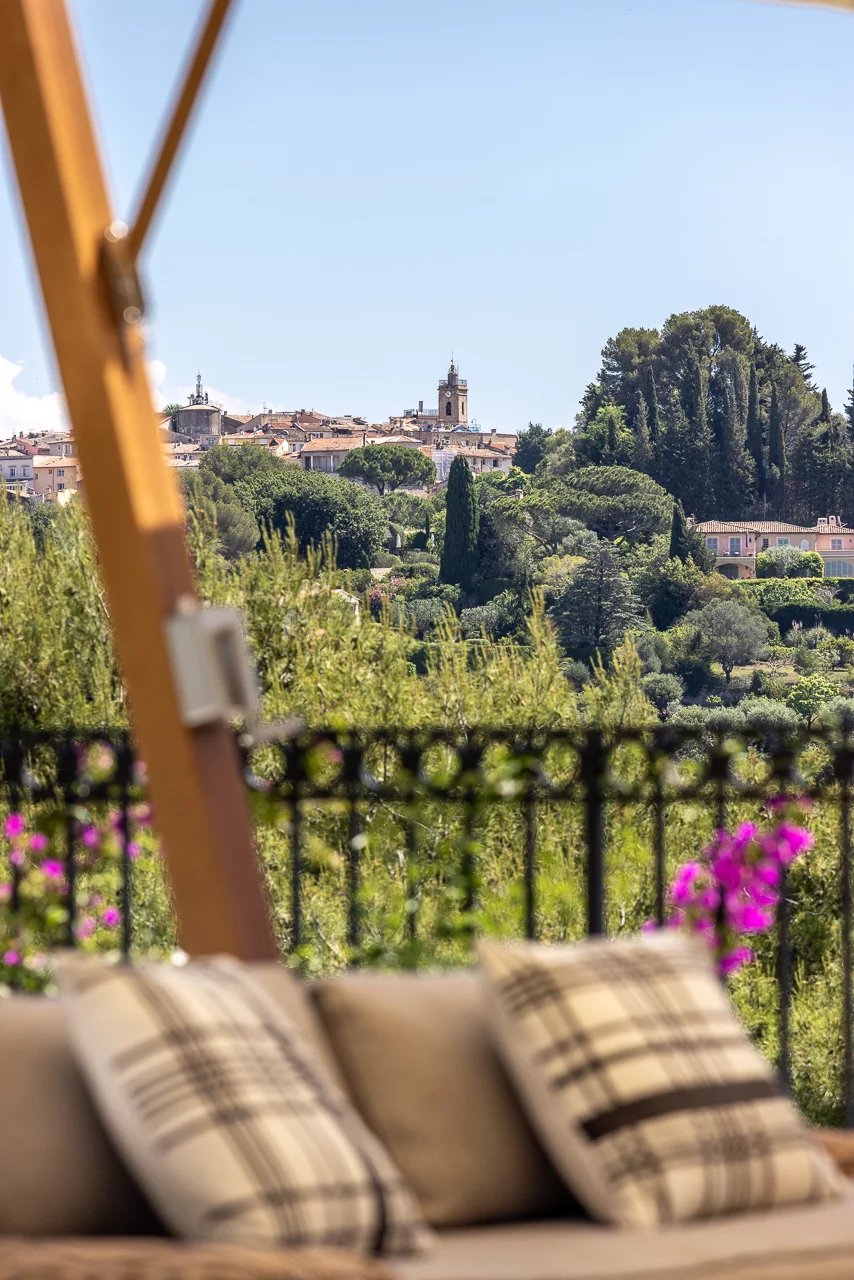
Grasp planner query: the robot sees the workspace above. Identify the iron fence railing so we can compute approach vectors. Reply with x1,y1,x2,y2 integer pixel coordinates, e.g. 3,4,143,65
1,725,854,1122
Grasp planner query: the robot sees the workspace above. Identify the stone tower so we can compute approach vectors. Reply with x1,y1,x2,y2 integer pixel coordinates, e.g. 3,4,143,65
437,359,468,426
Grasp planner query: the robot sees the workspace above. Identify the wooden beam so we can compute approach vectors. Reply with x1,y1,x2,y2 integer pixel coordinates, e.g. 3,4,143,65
0,0,276,960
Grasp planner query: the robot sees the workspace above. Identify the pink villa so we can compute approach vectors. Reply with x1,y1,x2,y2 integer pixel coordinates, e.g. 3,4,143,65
694,516,854,579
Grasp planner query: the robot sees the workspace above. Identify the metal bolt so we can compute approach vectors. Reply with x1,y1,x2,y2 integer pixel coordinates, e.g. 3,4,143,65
105,220,129,243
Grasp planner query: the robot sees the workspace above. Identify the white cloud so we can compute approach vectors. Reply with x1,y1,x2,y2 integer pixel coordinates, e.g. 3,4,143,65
0,356,67,435
0,355,257,435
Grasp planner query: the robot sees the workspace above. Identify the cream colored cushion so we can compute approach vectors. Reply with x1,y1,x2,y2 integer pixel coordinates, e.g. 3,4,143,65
0,995,159,1237
57,957,429,1254
397,1194,854,1280
312,970,568,1227
480,934,842,1228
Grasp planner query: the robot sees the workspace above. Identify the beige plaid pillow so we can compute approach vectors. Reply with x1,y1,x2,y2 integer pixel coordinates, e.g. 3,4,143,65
479,933,843,1228
56,957,429,1255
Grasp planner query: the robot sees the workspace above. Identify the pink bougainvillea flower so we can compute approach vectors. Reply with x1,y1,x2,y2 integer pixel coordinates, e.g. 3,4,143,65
126,840,141,861
101,907,121,928
39,859,64,881
8,849,24,868
719,947,755,975
28,832,49,853
2,950,21,966
0,883,10,903
75,917,96,940
80,825,99,849
3,814,24,840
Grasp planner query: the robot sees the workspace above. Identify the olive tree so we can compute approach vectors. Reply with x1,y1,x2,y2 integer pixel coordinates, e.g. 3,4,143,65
685,599,768,683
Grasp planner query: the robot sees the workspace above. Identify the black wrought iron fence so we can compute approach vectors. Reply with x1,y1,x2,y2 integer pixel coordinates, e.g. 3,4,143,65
1,725,854,1125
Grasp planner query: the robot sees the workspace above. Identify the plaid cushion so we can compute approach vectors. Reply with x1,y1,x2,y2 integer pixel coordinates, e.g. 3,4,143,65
479,933,843,1228
56,958,429,1255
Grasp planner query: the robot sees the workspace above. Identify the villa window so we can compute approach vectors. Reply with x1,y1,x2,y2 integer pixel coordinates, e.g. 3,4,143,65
832,538,843,550
729,537,741,555
777,537,790,547
8,468,14,478
706,537,719,552
57,469,64,477
762,537,769,549
826,560,854,578
800,539,810,550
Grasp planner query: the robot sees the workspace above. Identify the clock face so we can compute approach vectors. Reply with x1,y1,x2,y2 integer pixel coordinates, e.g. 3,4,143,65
445,391,452,399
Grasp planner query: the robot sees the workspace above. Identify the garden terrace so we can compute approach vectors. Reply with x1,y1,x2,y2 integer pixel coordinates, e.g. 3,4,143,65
2,724,854,1126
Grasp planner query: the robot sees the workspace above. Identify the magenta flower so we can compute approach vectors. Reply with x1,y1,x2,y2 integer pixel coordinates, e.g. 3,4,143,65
80,825,99,849
126,840,141,861
9,849,24,868
75,918,96,940
0,883,10,903
653,807,813,976
2,951,21,966
28,832,48,853
3,814,24,840
39,859,64,881
102,907,121,928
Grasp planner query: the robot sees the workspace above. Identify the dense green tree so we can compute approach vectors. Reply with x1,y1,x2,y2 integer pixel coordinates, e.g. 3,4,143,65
668,359,711,515
514,422,552,474
768,383,786,511
439,456,479,590
161,402,182,417
746,361,766,506
247,469,387,569
635,553,705,630
631,390,652,472
573,405,633,468
643,366,662,467
845,364,854,438
202,442,285,488
338,444,435,496
787,674,836,726
551,466,672,542
792,344,816,391
819,388,831,424
685,599,768,682
668,502,691,562
550,544,641,659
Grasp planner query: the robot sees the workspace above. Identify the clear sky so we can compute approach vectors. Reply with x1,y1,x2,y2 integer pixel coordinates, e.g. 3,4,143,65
2,0,854,434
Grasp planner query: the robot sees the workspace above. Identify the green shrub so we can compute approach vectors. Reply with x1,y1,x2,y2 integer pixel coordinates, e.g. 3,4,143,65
640,672,684,714
787,675,837,726
739,697,799,738
757,547,823,578
768,602,854,637
371,551,403,569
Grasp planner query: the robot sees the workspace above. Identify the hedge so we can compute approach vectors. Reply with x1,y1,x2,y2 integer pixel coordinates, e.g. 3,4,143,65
765,602,854,636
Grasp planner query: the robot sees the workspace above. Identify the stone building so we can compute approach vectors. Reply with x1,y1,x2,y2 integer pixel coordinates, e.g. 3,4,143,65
170,374,222,448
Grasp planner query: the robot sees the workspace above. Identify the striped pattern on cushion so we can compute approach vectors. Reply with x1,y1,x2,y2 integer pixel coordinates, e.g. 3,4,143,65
56,958,429,1255
479,933,843,1228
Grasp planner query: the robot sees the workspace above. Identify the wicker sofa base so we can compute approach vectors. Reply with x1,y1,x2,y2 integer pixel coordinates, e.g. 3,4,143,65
0,1240,391,1280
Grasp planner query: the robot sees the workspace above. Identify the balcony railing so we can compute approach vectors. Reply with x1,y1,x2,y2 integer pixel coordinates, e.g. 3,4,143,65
2,725,854,1125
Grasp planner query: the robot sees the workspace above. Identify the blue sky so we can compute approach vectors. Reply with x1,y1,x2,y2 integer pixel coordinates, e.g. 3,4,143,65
2,0,854,433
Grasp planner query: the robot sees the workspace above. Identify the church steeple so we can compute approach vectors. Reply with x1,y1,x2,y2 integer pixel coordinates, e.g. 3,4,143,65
438,357,468,426
189,372,208,406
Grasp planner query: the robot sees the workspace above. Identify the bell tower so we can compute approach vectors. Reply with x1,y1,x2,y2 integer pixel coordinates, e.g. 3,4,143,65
437,358,468,427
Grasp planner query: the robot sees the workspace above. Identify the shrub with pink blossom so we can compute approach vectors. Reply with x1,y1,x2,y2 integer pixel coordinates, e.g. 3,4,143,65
652,798,813,975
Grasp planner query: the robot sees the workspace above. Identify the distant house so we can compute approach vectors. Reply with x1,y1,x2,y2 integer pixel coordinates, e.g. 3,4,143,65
695,516,854,578
0,447,34,492
432,446,513,484
32,455,81,499
299,436,366,474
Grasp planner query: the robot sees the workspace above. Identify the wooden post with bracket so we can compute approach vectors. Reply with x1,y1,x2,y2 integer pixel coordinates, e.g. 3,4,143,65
0,0,276,959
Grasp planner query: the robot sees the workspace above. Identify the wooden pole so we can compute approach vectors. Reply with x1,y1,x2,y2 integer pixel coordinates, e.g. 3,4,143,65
0,0,276,960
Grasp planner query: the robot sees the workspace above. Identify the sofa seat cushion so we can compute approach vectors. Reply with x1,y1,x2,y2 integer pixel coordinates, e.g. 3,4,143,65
312,970,569,1228
0,1240,390,1280
396,1195,854,1280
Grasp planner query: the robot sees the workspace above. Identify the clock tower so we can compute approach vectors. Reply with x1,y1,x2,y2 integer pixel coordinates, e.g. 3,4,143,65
437,359,468,427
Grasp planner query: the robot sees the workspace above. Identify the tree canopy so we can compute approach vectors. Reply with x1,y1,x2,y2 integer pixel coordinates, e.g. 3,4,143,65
338,444,435,495
552,466,672,542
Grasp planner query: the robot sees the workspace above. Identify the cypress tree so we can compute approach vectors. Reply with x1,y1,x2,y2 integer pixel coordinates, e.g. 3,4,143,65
671,358,711,517
745,361,766,505
820,387,831,424
669,502,692,562
632,390,652,472
643,367,662,471
605,409,619,462
845,363,854,439
768,383,786,512
439,455,479,590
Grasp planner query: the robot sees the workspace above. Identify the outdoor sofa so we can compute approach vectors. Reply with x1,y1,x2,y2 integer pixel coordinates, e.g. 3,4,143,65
3,961,854,1280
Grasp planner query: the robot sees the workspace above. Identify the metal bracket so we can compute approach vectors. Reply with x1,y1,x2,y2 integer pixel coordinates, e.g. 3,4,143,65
100,221,146,365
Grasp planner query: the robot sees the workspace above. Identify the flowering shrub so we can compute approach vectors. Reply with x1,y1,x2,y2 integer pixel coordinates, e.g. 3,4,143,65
0,743,156,993
655,799,813,975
